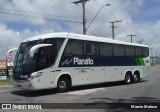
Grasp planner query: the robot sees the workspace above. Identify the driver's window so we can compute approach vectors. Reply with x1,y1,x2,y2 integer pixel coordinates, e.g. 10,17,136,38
36,47,51,70
36,48,45,70
39,49,46,68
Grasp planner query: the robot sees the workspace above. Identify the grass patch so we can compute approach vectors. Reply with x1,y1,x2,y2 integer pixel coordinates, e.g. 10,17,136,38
0,75,12,86
151,62,160,67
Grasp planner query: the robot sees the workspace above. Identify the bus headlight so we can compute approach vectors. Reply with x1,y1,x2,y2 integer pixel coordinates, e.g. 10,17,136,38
27,72,42,81
27,77,33,81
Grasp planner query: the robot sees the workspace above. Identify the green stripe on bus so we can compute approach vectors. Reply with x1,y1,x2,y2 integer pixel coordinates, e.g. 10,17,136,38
135,58,140,65
140,58,145,65
135,58,145,66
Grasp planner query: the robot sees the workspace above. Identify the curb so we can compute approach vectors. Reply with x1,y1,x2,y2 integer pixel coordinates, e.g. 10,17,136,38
0,84,12,88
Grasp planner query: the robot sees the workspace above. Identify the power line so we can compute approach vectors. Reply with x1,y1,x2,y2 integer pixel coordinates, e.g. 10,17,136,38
0,15,81,24
0,8,83,19
87,27,96,36
0,9,82,24
150,47,153,63
86,3,111,32
124,22,157,26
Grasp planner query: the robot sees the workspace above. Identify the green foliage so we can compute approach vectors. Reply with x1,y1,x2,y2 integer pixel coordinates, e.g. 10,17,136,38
0,75,12,86
151,62,160,67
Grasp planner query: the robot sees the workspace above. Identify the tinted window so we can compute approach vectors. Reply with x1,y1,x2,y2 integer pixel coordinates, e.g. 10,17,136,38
63,39,83,56
35,38,64,70
84,41,99,56
99,43,113,56
43,38,64,52
36,47,52,70
125,46,135,57
143,47,149,57
135,47,143,57
113,44,125,56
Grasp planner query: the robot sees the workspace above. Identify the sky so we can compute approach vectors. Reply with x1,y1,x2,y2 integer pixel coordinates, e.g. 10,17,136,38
0,0,160,60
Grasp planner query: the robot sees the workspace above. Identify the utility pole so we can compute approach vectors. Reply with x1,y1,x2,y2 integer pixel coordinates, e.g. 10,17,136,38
156,50,158,57
150,48,153,64
73,0,90,35
127,34,136,43
155,50,158,63
109,20,122,39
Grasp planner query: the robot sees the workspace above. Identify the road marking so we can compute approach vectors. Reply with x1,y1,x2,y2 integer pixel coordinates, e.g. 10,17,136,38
0,89,10,93
60,88,105,95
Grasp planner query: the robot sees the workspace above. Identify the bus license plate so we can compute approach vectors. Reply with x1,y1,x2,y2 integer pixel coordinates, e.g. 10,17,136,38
17,84,21,87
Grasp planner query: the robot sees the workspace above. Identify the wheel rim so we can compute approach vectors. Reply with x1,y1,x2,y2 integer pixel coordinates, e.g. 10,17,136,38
134,75,138,82
58,81,66,89
126,75,131,83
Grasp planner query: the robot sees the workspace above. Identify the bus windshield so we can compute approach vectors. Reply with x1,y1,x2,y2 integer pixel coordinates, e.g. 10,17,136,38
13,38,64,80
13,41,40,76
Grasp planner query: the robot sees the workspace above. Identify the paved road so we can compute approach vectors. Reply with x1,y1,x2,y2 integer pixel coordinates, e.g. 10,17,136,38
0,66,160,112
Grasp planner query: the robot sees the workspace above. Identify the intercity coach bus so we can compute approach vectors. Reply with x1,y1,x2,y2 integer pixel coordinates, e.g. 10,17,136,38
13,32,150,92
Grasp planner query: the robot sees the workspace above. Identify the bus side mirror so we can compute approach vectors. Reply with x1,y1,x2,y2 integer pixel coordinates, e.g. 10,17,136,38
30,44,52,57
7,48,18,57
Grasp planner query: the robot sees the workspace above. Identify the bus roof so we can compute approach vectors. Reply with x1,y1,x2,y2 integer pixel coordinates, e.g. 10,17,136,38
23,32,148,47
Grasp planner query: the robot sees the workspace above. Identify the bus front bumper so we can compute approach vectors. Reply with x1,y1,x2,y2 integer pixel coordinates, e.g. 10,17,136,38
12,79,37,90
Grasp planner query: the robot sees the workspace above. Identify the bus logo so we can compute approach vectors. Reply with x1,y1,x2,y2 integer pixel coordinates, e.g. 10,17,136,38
61,59,73,66
73,57,94,65
61,57,94,66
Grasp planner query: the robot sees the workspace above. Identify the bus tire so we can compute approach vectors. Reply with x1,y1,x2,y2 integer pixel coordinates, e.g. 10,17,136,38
57,77,70,93
133,72,140,83
125,73,132,84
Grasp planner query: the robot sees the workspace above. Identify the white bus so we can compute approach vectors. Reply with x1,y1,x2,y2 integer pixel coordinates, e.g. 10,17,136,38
13,32,150,92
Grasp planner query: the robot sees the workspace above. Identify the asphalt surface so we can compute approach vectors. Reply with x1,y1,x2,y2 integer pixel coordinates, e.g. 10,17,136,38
0,65,160,112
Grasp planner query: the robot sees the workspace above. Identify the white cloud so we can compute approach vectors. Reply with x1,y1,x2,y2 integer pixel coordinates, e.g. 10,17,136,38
0,23,21,59
0,0,159,59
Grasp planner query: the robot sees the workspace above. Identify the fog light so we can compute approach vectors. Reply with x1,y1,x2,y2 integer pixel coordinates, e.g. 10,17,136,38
27,78,33,81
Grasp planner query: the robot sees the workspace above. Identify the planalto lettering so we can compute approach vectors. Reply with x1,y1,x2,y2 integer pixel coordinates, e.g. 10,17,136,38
73,57,94,65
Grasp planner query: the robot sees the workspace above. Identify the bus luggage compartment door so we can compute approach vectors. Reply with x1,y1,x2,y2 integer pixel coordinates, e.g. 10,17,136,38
90,67,105,83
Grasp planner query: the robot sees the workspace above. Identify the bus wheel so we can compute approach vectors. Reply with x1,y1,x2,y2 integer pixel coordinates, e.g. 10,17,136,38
133,73,140,83
57,78,70,93
125,73,132,84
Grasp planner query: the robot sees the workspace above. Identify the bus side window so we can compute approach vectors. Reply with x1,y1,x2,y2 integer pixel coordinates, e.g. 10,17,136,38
36,46,53,70
135,47,143,57
84,41,99,56
85,43,91,55
37,48,47,70
113,44,125,56
63,41,72,56
63,39,83,56
142,47,149,57
125,46,135,57
99,43,113,56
